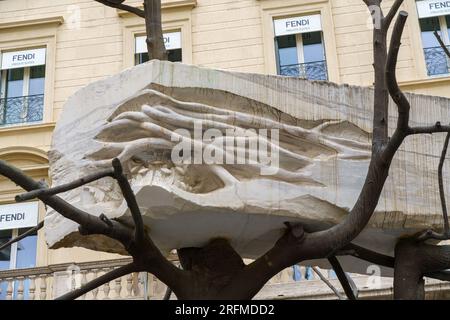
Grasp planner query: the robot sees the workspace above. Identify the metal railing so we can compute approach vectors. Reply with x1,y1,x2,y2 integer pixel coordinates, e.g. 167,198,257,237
423,46,450,76
0,94,44,126
279,60,328,81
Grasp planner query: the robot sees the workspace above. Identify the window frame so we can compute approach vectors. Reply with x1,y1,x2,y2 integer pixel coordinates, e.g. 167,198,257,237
259,0,339,83
0,17,61,126
134,31,184,65
0,61,46,127
418,14,450,76
0,150,49,272
120,6,194,69
275,31,327,78
0,227,38,271
1,64,46,98
438,15,450,45
404,0,450,80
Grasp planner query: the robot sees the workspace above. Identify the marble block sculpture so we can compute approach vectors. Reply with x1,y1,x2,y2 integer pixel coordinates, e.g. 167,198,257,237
46,61,450,276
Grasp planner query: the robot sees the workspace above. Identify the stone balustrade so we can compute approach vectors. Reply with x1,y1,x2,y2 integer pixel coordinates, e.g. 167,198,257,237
0,258,147,300
0,259,336,300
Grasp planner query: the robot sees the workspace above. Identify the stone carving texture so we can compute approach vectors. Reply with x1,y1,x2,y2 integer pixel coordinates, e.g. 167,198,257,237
47,61,450,272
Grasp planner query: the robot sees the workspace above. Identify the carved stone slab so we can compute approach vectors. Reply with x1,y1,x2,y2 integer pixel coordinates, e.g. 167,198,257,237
46,61,450,275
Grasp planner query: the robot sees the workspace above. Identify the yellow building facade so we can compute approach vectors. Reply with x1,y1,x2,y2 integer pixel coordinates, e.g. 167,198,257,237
0,0,450,299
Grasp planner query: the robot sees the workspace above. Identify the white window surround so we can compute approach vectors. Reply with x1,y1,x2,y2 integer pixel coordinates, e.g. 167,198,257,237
404,0,450,80
120,4,194,69
1,229,37,270
258,0,340,83
0,202,39,270
0,49,47,127
403,1,450,79
0,16,63,125
0,148,49,268
415,0,450,47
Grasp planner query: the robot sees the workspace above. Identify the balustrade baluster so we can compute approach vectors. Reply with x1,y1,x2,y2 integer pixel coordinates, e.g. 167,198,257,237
39,274,47,300
6,279,13,300
102,268,111,300
133,272,141,297
16,277,24,300
29,276,36,300
126,273,133,298
114,275,122,299
79,270,87,300
91,269,99,300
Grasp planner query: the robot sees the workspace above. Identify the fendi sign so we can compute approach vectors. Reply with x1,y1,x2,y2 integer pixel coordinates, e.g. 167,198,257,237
417,0,450,18
0,202,39,231
136,32,182,54
274,14,322,37
1,48,46,70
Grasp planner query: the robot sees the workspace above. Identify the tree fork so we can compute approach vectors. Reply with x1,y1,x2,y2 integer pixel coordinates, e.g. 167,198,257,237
95,0,167,61
175,238,249,300
394,238,450,300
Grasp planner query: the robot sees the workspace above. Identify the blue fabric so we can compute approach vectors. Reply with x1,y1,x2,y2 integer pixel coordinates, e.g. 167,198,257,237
305,266,314,280
293,265,302,281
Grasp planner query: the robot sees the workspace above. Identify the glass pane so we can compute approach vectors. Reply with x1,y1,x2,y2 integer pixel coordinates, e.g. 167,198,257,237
446,15,450,41
0,229,12,270
15,228,37,269
302,32,325,63
27,66,45,123
420,17,449,75
276,35,298,67
303,32,327,80
135,53,150,65
0,229,12,299
135,51,181,64
4,68,26,124
6,68,24,98
11,228,37,300
0,70,3,97
420,17,441,48
28,65,46,96
168,49,182,62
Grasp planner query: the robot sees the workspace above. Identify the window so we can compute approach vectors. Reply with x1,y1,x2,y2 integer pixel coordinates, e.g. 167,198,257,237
0,202,39,300
0,228,38,300
135,31,182,65
0,48,46,126
416,1,450,76
274,14,328,80
0,228,37,271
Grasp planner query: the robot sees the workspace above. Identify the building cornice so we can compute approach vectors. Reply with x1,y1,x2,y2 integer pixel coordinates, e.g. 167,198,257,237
0,122,55,134
400,75,450,88
0,16,64,30
117,0,197,17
